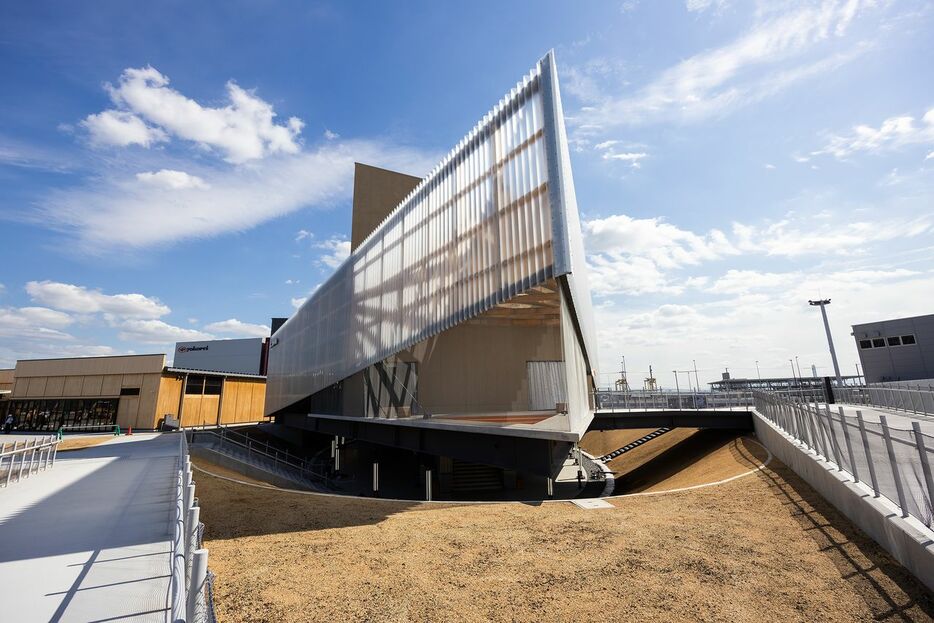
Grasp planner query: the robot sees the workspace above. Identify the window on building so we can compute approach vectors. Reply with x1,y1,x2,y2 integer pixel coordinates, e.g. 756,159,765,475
185,375,205,394
872,338,886,348
887,336,902,347
120,387,140,396
5,398,117,431
204,377,223,395
859,339,873,349
902,334,916,345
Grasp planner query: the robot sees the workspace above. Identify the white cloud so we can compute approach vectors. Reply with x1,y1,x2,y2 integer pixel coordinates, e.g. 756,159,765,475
290,297,306,310
136,169,209,190
686,0,729,12
582,209,933,297
764,163,776,169
594,268,934,387
603,151,647,163
116,319,213,344
40,140,433,250
98,66,303,163
324,129,340,140
81,110,168,148
315,237,351,269
295,229,314,242
0,306,74,338
731,214,933,257
25,281,170,318
203,318,269,338
584,214,737,295
572,0,873,131
812,108,934,159
586,214,734,268
285,279,299,285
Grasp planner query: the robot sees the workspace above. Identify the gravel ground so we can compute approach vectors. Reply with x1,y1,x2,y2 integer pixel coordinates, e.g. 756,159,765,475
194,434,934,622
57,435,114,452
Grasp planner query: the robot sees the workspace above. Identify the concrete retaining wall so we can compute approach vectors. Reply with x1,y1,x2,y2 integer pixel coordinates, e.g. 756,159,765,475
752,411,934,592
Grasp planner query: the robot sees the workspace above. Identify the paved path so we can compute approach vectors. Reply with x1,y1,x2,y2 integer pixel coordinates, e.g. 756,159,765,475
0,433,180,622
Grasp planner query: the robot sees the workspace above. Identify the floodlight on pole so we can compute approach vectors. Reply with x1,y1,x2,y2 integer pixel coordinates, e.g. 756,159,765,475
809,298,843,385
755,360,761,380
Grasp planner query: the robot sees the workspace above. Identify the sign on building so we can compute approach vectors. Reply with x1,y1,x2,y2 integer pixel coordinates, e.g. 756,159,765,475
173,338,263,375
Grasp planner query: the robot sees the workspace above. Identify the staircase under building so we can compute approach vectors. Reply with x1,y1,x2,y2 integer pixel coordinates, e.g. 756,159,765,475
452,460,503,492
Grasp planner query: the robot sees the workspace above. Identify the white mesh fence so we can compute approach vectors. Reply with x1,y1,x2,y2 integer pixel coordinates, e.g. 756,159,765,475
754,391,934,529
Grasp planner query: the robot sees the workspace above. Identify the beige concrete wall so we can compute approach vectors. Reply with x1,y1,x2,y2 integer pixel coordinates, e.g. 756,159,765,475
14,354,165,378
408,322,563,415
351,163,422,251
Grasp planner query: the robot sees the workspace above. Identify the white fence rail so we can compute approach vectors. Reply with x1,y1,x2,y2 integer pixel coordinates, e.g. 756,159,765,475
594,390,753,411
0,435,60,488
171,433,217,623
836,384,934,418
754,391,934,530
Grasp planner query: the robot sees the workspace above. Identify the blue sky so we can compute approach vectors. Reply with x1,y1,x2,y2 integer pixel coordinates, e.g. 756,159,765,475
1,0,933,388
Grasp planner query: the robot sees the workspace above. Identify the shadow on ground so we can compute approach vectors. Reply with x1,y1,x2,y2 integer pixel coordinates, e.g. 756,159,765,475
611,429,762,493
747,442,934,621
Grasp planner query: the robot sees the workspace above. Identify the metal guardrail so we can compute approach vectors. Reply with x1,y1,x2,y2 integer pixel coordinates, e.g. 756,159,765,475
171,432,216,623
187,426,330,486
594,390,754,411
754,391,934,529
0,435,60,488
836,384,934,418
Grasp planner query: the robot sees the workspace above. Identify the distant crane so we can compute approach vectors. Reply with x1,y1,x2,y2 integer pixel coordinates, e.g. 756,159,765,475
644,365,658,391
615,357,631,392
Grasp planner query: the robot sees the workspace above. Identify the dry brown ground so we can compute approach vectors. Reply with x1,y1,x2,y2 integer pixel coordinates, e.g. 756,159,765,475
581,428,770,493
57,436,113,452
195,439,934,622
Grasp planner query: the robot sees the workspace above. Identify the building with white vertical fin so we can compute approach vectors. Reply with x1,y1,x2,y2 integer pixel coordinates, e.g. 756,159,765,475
265,51,598,479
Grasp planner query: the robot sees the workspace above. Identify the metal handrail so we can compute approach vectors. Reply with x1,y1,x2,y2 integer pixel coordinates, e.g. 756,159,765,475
835,384,934,418
593,390,754,411
0,434,60,488
190,428,329,484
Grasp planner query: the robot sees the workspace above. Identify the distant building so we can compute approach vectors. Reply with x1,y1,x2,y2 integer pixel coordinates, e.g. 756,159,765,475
3,341,270,431
708,376,861,393
853,313,934,383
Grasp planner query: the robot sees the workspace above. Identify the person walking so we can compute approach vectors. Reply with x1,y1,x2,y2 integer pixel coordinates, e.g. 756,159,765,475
3,413,13,434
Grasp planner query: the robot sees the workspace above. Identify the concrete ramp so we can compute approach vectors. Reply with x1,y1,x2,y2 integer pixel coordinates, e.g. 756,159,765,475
0,433,179,622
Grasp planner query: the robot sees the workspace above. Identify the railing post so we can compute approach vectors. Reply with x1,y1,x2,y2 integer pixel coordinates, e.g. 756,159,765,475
793,403,809,449
187,549,209,623
17,440,30,482
880,415,910,518
856,411,880,497
5,441,17,486
911,422,934,519
807,404,826,459
839,407,858,483
823,404,842,470
425,468,432,501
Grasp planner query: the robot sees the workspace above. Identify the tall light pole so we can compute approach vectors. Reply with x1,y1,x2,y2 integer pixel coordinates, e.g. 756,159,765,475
693,359,700,393
755,360,761,380
794,355,802,379
809,298,843,385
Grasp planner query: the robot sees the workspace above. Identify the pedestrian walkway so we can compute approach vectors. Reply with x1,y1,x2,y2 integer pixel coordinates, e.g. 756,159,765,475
0,433,180,622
